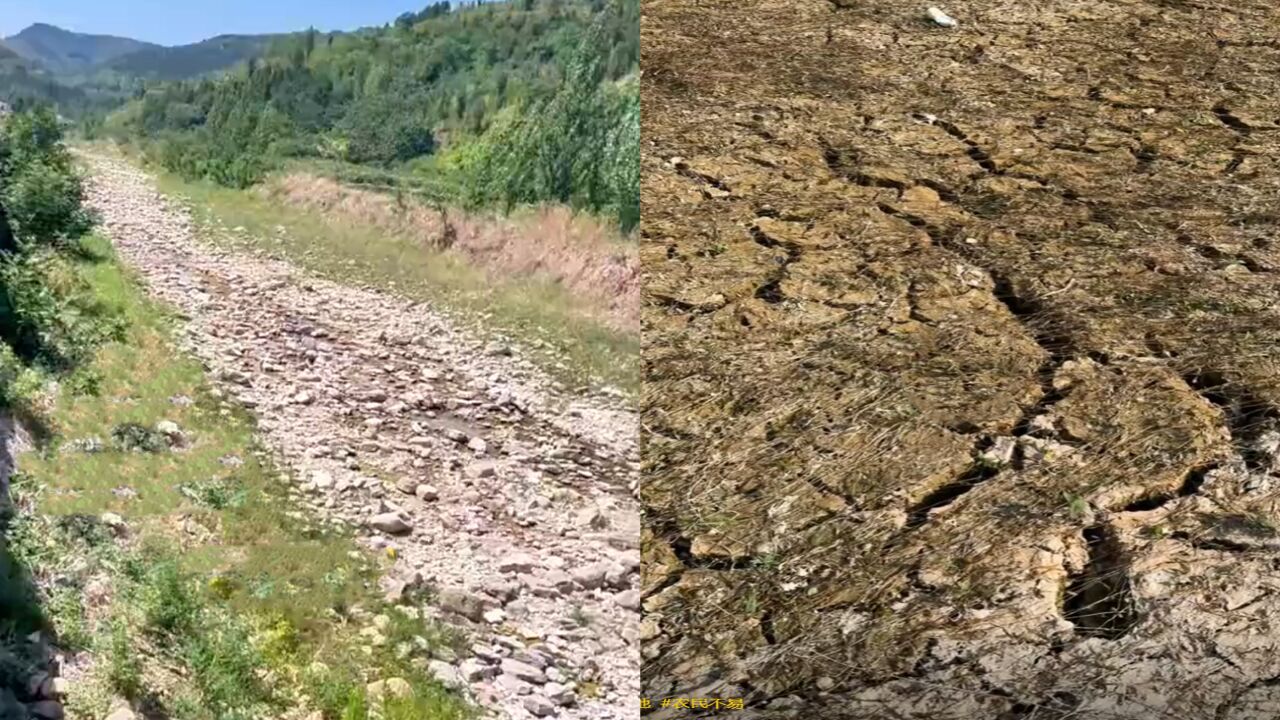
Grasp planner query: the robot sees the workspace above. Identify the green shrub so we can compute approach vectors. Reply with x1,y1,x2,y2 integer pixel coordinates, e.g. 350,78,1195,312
0,106,112,399
0,107,71,176
0,250,122,372
0,343,42,406
139,561,202,637
184,617,271,716
150,132,271,189
1,160,95,246
45,584,92,649
104,620,143,699
0,251,71,367
179,476,247,510
0,550,41,641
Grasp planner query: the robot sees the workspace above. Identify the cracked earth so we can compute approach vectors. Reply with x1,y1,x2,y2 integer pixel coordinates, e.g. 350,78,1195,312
641,0,1280,718
82,153,641,720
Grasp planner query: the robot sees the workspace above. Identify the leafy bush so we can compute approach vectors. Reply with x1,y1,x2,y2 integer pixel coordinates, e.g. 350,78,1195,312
139,560,202,637
201,152,271,190
184,618,270,717
1,160,95,245
0,249,123,374
0,107,70,174
164,102,205,130
0,106,117,406
0,251,78,368
0,106,97,250
0,342,42,407
151,132,271,189
179,476,247,510
0,550,41,640
124,555,281,717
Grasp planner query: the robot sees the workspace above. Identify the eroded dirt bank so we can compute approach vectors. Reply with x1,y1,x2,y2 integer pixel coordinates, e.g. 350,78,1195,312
266,172,641,333
641,1,1280,718
83,154,641,720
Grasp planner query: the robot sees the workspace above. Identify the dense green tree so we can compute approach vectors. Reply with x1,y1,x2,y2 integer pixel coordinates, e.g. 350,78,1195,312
458,0,638,229
338,90,435,165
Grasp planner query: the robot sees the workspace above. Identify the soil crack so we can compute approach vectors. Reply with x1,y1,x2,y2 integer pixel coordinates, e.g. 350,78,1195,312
751,224,804,303
1062,524,1139,640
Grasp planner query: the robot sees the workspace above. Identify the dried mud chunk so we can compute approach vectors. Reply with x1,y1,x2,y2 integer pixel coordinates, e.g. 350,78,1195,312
893,184,971,227
641,528,683,596
647,237,779,308
1215,624,1280,679
777,249,886,307
1044,361,1230,508
645,570,769,688
689,533,750,561
706,296,787,332
843,164,913,189
682,155,788,199
752,216,847,252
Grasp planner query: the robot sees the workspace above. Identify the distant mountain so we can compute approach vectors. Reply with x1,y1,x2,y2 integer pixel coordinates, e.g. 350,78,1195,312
2,23,160,74
0,23,281,83
101,34,283,81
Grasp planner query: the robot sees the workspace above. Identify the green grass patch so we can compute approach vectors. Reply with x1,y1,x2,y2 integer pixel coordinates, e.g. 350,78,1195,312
146,166,637,398
5,233,472,719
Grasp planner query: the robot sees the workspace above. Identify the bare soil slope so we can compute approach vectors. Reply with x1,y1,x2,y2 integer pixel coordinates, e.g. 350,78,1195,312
641,1,1280,718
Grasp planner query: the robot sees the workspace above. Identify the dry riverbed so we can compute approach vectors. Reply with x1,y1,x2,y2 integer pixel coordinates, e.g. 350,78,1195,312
83,153,642,720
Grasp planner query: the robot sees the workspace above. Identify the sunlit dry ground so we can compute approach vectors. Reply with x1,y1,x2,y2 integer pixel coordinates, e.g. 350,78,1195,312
641,0,1280,717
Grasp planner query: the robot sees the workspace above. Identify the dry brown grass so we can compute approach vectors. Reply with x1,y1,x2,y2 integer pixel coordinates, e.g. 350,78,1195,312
266,173,640,333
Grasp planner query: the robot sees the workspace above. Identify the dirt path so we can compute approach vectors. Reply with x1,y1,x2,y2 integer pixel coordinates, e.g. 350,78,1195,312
643,0,1280,718
82,153,640,720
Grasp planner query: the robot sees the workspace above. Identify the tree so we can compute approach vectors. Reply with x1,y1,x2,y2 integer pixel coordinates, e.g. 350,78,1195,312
338,91,435,165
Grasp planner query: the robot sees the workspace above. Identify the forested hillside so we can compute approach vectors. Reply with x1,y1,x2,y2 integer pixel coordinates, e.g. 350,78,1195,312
0,47,100,115
97,34,281,81
109,0,641,229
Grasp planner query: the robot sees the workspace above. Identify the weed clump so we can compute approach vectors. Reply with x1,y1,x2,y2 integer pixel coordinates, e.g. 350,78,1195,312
178,476,247,510
110,422,168,453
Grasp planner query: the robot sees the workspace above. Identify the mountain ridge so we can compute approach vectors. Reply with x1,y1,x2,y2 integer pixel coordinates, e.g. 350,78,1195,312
1,23,161,73
1,22,281,79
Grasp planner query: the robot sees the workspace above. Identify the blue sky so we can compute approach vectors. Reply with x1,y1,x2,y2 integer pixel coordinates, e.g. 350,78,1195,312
0,0,432,46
